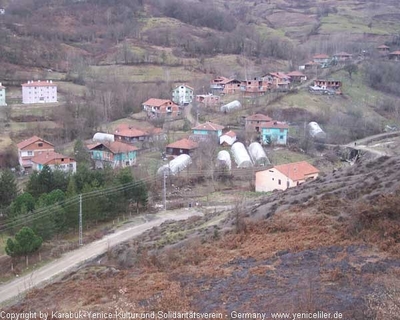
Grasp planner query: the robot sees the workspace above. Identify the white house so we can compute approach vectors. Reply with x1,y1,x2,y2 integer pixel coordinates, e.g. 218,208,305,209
21,80,57,104
219,130,237,146
172,84,194,105
255,161,319,192
0,83,6,106
0,8,5,15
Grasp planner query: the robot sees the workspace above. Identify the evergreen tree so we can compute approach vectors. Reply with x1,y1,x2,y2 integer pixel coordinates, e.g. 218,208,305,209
74,139,91,164
0,169,18,208
5,227,43,266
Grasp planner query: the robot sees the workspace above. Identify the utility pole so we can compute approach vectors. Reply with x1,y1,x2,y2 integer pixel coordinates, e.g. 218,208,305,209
196,109,199,125
163,171,167,211
79,194,83,246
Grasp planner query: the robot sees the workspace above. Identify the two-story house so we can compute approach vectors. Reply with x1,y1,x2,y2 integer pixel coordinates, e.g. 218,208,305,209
287,71,307,83
88,141,139,169
210,77,241,95
255,161,319,192
389,51,400,61
245,114,273,132
17,136,55,171
260,121,289,145
312,54,330,65
377,45,390,55
114,125,149,143
196,94,220,107
333,52,352,62
31,152,76,173
172,84,194,105
21,80,57,104
142,98,180,118
192,122,224,141
0,83,6,106
240,78,271,97
262,73,291,91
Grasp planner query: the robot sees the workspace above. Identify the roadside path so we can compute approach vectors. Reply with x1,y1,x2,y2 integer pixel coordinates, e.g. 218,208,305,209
0,209,202,306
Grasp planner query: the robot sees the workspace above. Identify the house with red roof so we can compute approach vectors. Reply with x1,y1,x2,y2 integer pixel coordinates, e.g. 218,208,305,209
192,121,225,141
142,98,180,118
166,138,199,156
255,161,319,192
262,73,291,91
304,61,319,70
17,136,55,171
389,51,400,61
260,121,289,145
172,84,194,105
31,152,76,173
21,80,57,104
312,54,330,64
245,114,273,132
210,76,242,95
88,141,139,169
240,78,271,97
377,45,390,55
287,71,307,83
333,52,352,62
219,130,237,146
114,124,149,143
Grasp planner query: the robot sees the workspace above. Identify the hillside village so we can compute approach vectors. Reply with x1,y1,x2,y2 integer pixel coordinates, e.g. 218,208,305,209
1,0,400,316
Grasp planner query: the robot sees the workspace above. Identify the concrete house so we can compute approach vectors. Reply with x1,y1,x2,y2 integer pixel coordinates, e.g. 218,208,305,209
240,78,271,97
142,98,180,118
166,138,199,156
255,161,319,192
312,79,342,94
88,141,139,169
245,114,273,132
21,80,57,104
17,136,55,171
389,51,400,61
31,152,76,173
196,94,220,107
172,84,194,105
312,54,330,64
304,61,319,70
210,76,241,95
260,121,289,145
262,73,291,91
192,121,224,141
0,83,6,106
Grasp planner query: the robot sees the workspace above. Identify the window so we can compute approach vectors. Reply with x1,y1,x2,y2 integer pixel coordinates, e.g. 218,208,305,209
280,135,284,139
278,179,281,185
38,143,43,147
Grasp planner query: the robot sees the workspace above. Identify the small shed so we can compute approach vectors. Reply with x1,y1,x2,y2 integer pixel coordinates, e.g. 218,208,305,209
219,130,237,146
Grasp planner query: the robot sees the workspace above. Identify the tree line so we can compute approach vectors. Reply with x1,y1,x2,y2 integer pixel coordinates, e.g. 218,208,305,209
1,165,148,244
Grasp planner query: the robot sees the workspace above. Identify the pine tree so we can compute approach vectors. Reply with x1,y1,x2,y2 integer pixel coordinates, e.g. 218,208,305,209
0,169,18,208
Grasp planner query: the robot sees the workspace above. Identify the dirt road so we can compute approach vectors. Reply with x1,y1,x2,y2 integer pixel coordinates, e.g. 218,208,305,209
0,209,203,306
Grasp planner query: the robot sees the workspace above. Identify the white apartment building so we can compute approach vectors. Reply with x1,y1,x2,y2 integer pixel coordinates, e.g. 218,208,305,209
21,80,57,104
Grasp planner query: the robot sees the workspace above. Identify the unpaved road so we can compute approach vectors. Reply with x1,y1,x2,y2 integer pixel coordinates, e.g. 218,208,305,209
0,209,203,306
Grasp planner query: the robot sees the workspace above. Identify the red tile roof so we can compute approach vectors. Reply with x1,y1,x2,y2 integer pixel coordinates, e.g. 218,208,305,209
390,51,400,55
287,71,306,77
274,161,319,182
246,114,272,121
268,72,290,79
166,138,199,150
377,45,390,49
88,141,138,154
17,136,54,150
31,152,75,165
142,98,176,107
21,80,56,87
305,61,319,66
192,121,224,131
222,130,236,138
313,54,329,59
115,125,148,138
261,121,289,129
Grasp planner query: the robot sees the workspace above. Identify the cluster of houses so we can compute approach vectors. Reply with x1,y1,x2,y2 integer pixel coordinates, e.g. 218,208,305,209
376,45,400,60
